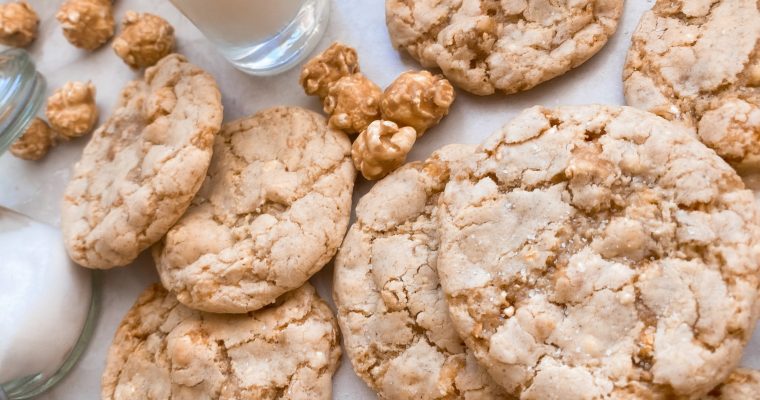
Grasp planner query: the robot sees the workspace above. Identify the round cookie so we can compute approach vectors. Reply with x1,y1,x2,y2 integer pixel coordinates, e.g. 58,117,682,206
436,105,760,399
385,0,624,95
154,107,355,313
624,0,760,172
61,54,223,269
704,369,760,399
102,283,341,400
334,144,510,400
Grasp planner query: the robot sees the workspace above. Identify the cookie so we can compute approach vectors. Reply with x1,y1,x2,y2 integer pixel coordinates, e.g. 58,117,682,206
704,369,760,399
102,283,341,400
154,107,355,313
436,105,760,399
624,0,760,172
61,54,223,269
385,0,624,95
334,144,509,400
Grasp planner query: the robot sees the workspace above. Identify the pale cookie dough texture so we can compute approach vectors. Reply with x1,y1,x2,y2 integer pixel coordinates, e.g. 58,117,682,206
154,107,355,313
335,144,510,400
385,0,624,95
704,369,760,399
56,0,115,51
0,1,38,47
624,0,760,172
437,105,760,399
102,283,341,400
46,81,99,139
113,11,176,69
61,54,223,269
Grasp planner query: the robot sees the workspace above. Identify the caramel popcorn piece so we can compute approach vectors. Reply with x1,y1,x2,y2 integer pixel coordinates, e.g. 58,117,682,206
0,1,38,47
56,0,115,51
300,42,360,99
323,73,381,134
112,11,175,69
380,70,455,136
46,81,98,139
352,120,416,180
10,118,53,160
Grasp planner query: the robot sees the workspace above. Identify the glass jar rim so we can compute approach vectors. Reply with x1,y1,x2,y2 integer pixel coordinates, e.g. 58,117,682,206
0,49,46,156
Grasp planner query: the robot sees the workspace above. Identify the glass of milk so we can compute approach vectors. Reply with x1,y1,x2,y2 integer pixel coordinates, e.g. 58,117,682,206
0,50,99,399
0,208,99,399
171,0,330,76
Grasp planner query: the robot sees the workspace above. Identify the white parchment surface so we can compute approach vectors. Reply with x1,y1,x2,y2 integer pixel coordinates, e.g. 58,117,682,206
1,1,758,399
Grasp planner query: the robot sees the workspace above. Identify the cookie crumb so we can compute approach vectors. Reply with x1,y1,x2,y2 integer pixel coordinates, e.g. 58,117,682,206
112,11,175,69
352,119,416,180
46,81,98,139
0,1,38,47
10,117,53,160
56,0,115,51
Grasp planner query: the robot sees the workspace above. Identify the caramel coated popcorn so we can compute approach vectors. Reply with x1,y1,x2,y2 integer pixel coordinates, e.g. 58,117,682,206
56,0,115,51
10,118,53,160
46,81,98,139
323,73,381,134
351,120,416,180
112,12,175,69
381,70,455,136
0,1,38,47
300,42,360,99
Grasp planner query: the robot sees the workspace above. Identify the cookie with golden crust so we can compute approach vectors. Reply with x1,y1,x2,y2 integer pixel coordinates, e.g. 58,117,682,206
386,0,624,95
334,144,510,400
61,54,223,269
437,105,760,399
154,107,355,313
624,0,760,172
704,369,760,399
102,283,341,400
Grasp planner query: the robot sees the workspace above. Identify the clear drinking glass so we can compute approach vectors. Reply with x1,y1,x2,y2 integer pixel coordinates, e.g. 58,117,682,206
171,0,330,76
0,49,99,400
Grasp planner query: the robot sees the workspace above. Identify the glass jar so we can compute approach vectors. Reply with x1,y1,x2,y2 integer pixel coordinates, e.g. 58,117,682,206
0,49,45,154
0,49,99,400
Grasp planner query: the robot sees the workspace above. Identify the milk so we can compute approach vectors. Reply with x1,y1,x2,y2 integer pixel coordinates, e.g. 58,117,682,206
0,208,91,384
171,0,306,56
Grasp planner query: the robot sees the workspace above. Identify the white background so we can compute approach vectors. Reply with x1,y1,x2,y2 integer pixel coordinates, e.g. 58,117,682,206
1,0,759,399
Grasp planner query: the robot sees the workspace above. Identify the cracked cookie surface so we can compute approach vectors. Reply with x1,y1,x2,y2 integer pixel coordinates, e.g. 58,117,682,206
334,144,510,400
61,54,223,269
385,0,624,95
102,283,341,400
704,368,760,399
436,105,760,399
624,0,760,172
154,107,355,313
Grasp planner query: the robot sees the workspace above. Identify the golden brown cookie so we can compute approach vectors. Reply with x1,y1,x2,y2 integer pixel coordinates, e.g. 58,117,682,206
335,144,511,400
437,105,760,399
102,283,341,400
386,0,624,95
61,54,223,269
154,107,355,313
624,0,760,172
